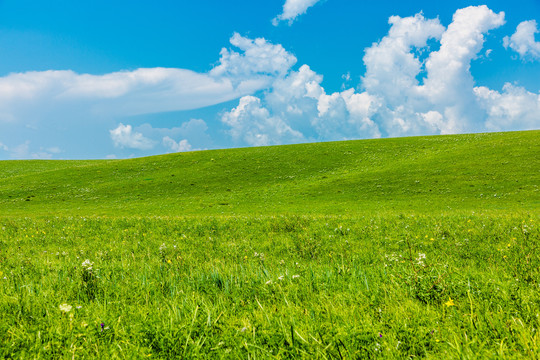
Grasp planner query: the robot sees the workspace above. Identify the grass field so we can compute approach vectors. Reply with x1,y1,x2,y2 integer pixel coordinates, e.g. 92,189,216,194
1,130,539,358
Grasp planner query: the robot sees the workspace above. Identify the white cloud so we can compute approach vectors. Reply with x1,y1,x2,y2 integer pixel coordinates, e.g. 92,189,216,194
221,95,304,146
419,5,506,133
362,13,445,105
0,142,7,151
222,65,381,144
223,5,539,146
273,0,321,26
110,123,155,150
504,20,540,61
474,83,540,131
361,12,446,136
135,119,211,150
0,68,258,122
162,137,192,153
0,34,295,124
360,5,507,136
7,141,60,159
210,33,297,80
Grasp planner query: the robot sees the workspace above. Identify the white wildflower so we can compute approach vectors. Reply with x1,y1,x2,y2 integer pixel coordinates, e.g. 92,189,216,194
81,259,94,271
59,303,72,313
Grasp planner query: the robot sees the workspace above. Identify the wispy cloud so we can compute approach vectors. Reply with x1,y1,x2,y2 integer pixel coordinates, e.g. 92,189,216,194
6,141,61,159
272,0,322,26
0,33,296,123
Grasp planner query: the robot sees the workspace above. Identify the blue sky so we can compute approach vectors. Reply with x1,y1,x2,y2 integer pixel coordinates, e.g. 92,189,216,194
0,0,538,159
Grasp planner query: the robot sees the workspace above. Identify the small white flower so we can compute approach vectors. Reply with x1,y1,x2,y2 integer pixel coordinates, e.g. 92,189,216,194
278,275,284,281
240,327,247,332
292,275,300,279
265,280,272,285
81,259,94,271
59,303,72,313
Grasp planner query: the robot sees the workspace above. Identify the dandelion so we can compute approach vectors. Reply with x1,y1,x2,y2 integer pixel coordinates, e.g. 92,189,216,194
444,298,455,307
59,304,72,313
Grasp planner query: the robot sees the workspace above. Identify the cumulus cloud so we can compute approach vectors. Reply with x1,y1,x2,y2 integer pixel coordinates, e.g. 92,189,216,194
273,0,321,26
223,5,538,146
362,13,445,105
221,95,304,146
221,65,381,144
420,5,506,133
475,83,540,131
110,123,155,150
0,142,8,151
504,20,540,61
211,33,297,80
359,5,507,136
162,137,192,152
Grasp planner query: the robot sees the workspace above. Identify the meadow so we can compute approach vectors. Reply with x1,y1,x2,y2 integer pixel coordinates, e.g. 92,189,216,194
0,130,539,358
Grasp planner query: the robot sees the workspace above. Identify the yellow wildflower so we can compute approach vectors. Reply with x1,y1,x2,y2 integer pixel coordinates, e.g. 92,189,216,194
444,298,455,307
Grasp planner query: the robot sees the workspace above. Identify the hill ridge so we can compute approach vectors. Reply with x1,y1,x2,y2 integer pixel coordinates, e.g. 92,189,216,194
1,130,538,216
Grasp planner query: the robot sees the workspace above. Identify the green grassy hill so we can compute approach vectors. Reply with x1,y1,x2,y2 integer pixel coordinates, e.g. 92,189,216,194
1,131,540,359
1,130,539,216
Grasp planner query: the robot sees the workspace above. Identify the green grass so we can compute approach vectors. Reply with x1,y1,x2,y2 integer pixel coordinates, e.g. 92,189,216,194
0,130,539,358
1,130,538,216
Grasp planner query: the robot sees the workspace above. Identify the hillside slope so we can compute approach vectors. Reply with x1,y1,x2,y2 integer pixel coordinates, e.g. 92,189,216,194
0,131,538,216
